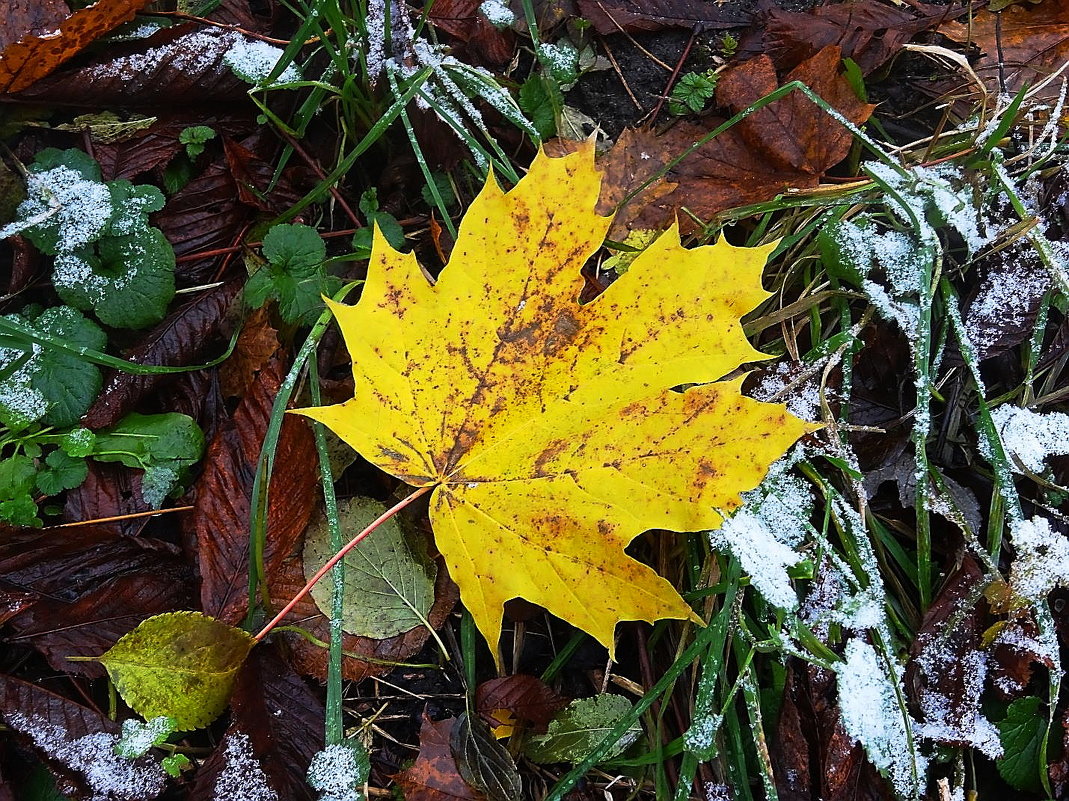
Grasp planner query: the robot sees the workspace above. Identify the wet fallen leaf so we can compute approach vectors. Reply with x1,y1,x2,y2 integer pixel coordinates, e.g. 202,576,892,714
940,3,1069,102
97,610,255,730
295,141,808,658
302,496,438,639
0,0,152,92
906,555,1001,756
429,0,516,66
193,354,317,625
525,694,641,764
0,674,167,801
575,0,749,34
83,280,241,428
0,526,190,677
450,713,521,801
475,675,568,732
599,46,874,236
739,1,960,75
393,716,484,801
269,543,458,682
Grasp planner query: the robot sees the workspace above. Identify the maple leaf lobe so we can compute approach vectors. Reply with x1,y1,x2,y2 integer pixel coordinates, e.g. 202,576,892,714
294,141,808,657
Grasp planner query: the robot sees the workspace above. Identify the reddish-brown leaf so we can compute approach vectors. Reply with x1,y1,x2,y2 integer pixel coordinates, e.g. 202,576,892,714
82,280,241,429
941,3,1069,103
0,0,69,50
0,526,189,677
93,114,253,181
8,573,190,678
192,354,318,625
771,660,893,801
575,0,749,34
0,674,166,801
428,0,516,65
62,461,151,534
906,554,999,752
0,0,153,92
739,1,962,75
475,675,567,730
393,716,484,801
188,645,324,801
597,46,873,235
219,307,282,399
12,22,247,105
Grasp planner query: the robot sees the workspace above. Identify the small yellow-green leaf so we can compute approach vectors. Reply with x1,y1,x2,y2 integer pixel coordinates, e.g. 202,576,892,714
98,611,254,730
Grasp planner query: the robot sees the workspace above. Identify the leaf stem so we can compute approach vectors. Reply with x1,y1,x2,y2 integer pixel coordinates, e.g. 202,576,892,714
253,484,434,642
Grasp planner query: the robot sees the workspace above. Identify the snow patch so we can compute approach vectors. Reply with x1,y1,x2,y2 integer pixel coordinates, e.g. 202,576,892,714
709,467,813,610
1009,516,1069,601
837,639,926,798
213,732,278,801
986,405,1069,474
306,743,366,801
5,712,167,801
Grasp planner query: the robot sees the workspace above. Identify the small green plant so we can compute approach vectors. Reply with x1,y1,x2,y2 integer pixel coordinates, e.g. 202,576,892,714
0,147,202,526
668,69,719,116
351,188,406,259
245,223,342,327
178,125,216,159
1,148,176,329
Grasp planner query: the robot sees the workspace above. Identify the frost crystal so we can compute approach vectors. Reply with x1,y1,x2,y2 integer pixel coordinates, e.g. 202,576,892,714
6,166,113,252
1009,516,1069,600
986,404,1069,474
964,253,1051,360
0,336,47,427
479,0,515,28
710,468,812,610
307,743,367,801
749,358,831,422
913,634,1002,758
837,640,926,798
115,716,174,758
5,712,167,801
213,732,278,801
223,37,301,86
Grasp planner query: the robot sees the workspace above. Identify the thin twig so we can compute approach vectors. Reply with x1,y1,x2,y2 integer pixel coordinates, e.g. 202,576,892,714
254,484,433,642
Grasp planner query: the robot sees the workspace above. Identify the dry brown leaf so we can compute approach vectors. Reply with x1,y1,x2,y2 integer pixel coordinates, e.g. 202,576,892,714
940,2,1069,101
393,716,484,801
0,0,152,92
601,46,874,234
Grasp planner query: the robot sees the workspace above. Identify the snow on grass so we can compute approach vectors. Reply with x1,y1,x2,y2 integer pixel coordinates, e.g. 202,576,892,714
213,732,278,801
1009,516,1069,601
5,712,167,801
985,404,1069,474
709,464,812,610
749,358,830,422
865,161,993,253
837,639,926,798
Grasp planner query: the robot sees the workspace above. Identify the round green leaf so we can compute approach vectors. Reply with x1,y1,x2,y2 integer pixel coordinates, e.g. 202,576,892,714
524,694,641,765
303,497,437,639
98,611,255,731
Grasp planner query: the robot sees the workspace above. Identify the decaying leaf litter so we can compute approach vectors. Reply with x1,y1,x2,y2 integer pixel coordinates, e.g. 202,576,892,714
2,0,1069,800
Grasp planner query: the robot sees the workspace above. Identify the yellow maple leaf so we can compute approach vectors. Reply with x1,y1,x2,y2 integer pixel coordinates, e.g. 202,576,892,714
293,141,808,657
